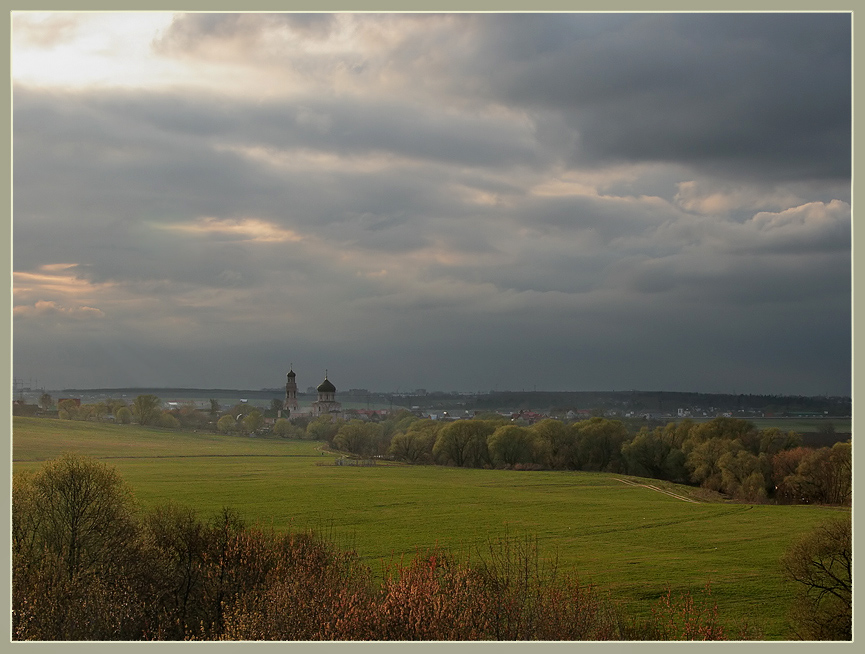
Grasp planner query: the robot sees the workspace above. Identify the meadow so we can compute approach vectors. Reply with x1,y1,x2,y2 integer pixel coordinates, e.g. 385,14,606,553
12,416,847,639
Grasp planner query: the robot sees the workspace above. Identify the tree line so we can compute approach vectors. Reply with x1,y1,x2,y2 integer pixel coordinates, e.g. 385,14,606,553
39,394,850,507
46,394,273,433
323,413,850,507
13,454,850,640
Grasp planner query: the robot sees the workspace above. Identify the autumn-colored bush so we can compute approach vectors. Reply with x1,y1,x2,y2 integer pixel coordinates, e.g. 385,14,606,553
220,532,375,640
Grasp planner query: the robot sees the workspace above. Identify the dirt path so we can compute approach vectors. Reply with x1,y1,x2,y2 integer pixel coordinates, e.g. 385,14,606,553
615,477,701,503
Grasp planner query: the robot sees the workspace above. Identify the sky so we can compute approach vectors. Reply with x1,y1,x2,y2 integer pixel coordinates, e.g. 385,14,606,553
11,12,852,396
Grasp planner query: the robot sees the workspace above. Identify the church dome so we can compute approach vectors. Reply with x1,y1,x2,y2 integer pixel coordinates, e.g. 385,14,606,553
287,369,296,379
317,377,336,393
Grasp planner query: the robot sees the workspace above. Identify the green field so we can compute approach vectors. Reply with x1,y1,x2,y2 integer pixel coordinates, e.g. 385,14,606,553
11,416,848,639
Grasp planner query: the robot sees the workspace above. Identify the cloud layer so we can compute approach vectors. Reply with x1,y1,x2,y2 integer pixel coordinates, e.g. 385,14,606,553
12,12,851,395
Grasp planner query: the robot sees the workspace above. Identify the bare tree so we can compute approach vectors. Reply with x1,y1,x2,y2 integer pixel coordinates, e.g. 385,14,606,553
133,394,162,426
781,517,851,640
13,453,137,579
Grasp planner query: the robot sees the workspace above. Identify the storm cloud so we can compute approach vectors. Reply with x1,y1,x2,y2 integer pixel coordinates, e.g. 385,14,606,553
12,12,851,395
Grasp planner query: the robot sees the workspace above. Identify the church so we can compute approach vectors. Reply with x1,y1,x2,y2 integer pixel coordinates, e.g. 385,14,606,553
284,367,342,418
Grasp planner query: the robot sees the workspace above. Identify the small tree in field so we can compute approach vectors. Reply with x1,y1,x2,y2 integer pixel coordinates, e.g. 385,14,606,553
58,399,79,420
273,417,290,437
13,453,138,579
13,455,148,640
133,394,162,426
241,410,263,435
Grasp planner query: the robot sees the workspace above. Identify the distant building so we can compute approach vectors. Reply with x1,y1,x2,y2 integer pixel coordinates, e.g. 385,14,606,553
281,364,346,418
284,368,298,412
350,408,390,420
312,372,342,416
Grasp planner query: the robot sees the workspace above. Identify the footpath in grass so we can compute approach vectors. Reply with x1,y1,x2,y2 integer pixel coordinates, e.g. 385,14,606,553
11,417,845,639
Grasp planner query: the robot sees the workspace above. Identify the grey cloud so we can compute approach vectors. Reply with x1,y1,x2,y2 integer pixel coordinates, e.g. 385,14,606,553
16,85,542,175
523,193,679,242
14,83,543,276
153,13,851,185
610,243,849,308
453,14,850,184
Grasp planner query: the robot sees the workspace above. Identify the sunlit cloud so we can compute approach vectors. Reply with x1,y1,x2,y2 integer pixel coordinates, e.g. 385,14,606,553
218,144,422,175
673,180,806,215
452,184,513,207
13,263,114,297
14,300,105,319
12,12,178,89
530,177,598,198
750,200,849,231
155,217,305,243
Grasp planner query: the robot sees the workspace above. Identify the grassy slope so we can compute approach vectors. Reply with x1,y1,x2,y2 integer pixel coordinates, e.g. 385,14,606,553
12,417,847,639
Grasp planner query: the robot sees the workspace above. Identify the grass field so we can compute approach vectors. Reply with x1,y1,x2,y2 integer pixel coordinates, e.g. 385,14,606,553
11,416,848,639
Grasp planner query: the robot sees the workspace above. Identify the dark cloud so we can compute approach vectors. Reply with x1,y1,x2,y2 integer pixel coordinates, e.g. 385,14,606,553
455,14,850,183
12,13,851,396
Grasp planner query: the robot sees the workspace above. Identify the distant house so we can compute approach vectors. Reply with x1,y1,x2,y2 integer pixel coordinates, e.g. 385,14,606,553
512,410,546,424
262,408,281,426
350,408,390,421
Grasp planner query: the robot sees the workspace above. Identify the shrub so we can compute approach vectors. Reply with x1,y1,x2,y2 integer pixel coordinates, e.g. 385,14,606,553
219,531,374,640
159,412,181,429
273,418,290,437
646,585,727,640
217,415,236,434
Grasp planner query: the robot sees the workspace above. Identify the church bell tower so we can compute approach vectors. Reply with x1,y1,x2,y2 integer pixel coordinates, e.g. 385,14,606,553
285,366,298,412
